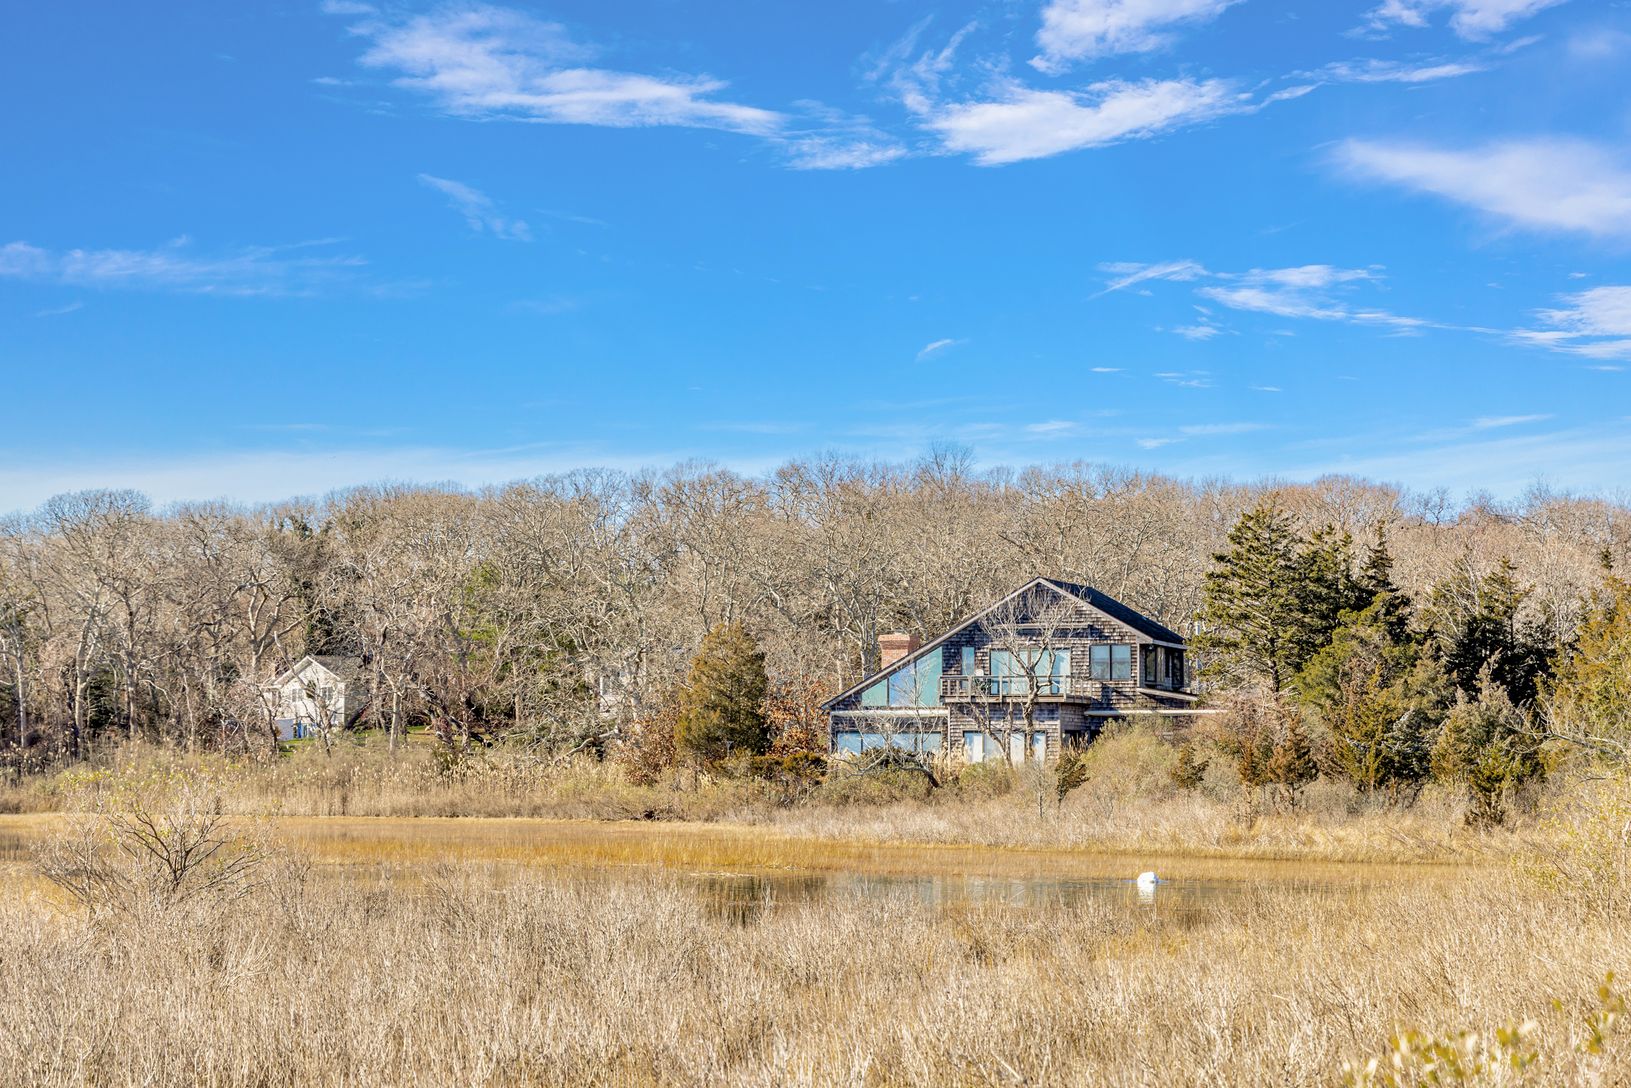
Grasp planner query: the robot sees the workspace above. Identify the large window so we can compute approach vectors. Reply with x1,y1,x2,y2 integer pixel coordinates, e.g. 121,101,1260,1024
834,730,944,755
861,652,944,708
1089,644,1132,681
987,648,1070,695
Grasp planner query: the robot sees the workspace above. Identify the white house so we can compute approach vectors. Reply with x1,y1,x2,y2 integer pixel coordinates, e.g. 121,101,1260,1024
267,655,368,740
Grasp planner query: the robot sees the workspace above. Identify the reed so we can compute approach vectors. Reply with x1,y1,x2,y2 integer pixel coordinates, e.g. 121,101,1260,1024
1,835,1626,1087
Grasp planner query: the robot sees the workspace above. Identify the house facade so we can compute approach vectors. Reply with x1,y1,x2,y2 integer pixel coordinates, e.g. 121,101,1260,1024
822,578,1196,763
267,655,369,740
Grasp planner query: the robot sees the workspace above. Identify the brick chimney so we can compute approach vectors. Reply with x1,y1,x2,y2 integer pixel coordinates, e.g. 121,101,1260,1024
877,632,921,669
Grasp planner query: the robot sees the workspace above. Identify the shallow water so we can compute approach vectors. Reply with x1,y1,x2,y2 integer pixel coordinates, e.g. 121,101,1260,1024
0,812,1454,918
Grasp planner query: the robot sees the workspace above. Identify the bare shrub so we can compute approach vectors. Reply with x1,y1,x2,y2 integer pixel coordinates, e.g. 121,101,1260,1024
34,784,271,919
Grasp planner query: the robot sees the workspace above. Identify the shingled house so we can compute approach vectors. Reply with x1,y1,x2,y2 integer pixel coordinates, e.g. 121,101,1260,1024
822,578,1196,764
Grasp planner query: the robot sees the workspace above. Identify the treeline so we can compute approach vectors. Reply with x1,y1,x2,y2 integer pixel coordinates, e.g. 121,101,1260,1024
1188,502,1628,823
0,455,1627,777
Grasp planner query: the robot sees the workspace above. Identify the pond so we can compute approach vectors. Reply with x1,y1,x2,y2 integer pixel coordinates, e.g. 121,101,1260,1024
0,813,1460,919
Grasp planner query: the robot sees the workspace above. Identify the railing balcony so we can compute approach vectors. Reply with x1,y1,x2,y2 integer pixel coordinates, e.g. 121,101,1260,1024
940,674,1075,700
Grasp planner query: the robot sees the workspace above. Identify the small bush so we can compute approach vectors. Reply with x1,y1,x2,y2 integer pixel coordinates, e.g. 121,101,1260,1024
950,760,1016,799
35,783,272,921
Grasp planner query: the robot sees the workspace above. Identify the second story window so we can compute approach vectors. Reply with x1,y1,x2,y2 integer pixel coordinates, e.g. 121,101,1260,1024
1089,644,1132,681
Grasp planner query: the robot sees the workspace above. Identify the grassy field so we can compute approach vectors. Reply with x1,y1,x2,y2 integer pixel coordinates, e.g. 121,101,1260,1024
2,736,1628,1086
0,779,1629,1087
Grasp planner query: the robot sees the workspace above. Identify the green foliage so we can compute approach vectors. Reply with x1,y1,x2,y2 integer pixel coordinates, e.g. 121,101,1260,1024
1547,575,1631,761
1424,558,1552,706
1195,502,1371,692
1298,599,1446,797
1054,747,1090,804
1195,502,1306,692
675,623,770,766
1430,669,1546,827
1169,742,1209,790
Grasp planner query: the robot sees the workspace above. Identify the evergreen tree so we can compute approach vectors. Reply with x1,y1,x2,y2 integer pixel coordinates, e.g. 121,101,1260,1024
1169,743,1210,790
1290,526,1369,668
1295,598,1445,797
1195,502,1306,692
1425,557,1552,705
675,623,770,765
1357,525,1413,642
1547,574,1631,760
1265,715,1319,805
1197,502,1371,692
1430,667,1546,826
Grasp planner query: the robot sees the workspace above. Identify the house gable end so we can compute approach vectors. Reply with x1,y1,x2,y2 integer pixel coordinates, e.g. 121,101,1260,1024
821,577,1178,712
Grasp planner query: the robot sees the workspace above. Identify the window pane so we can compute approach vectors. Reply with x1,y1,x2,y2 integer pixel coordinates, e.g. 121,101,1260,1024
961,646,976,676
861,679,887,707
963,731,982,762
887,667,914,706
916,653,943,706
1111,645,1132,681
834,731,864,755
1090,644,1110,679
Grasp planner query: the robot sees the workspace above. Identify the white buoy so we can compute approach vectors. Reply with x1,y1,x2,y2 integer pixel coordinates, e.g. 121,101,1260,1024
1136,871,1159,888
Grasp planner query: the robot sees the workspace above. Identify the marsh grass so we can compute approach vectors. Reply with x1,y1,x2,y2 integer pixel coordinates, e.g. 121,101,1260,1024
1,841,1626,1087
0,737,1517,865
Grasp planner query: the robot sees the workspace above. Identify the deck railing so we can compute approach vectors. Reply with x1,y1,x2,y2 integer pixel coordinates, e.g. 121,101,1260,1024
940,674,1072,700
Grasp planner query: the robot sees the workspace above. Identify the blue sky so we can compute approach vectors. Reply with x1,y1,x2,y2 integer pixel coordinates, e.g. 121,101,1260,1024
3,0,1630,511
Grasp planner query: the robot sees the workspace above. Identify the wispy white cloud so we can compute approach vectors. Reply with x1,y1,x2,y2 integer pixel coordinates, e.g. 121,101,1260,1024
1090,366,1124,373
1362,0,1570,40
344,4,781,135
1025,420,1079,436
1172,324,1220,340
917,337,965,361
1309,56,1487,83
1096,258,1210,295
1337,137,1631,238
34,301,84,318
1516,286,1631,360
782,102,908,170
1100,260,1436,332
1472,413,1553,428
0,442,752,515
1033,0,1244,69
418,174,531,240
0,238,365,297
926,78,1247,165
1155,369,1215,388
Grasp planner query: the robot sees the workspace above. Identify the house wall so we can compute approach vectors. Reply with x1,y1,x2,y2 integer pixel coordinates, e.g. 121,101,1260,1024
274,663,355,730
826,588,1191,765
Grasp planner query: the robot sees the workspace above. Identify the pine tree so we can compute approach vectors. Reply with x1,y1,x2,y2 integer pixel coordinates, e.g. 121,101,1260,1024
1295,597,1445,797
1170,743,1210,790
1430,667,1546,826
1425,557,1552,705
1195,502,1305,692
675,623,771,766
1265,714,1318,805
1547,574,1631,760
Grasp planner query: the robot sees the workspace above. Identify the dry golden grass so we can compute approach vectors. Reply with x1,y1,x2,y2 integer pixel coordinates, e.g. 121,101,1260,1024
0,737,1520,865
0,832,1625,1088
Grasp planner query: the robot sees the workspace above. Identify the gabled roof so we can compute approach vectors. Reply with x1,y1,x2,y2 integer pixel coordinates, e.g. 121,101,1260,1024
820,577,1186,711
272,654,365,688
1043,579,1186,645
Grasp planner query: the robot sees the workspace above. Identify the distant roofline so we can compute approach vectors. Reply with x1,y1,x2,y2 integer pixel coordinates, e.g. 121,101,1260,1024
819,577,1186,712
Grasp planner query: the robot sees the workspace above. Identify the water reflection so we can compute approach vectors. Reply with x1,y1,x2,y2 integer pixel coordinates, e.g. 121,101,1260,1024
697,868,1246,924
